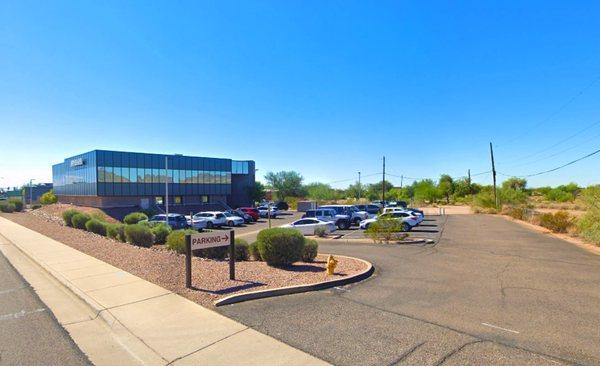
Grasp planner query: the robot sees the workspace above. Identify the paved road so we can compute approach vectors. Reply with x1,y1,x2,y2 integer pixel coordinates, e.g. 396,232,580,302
219,214,600,365
0,249,90,366
335,215,446,242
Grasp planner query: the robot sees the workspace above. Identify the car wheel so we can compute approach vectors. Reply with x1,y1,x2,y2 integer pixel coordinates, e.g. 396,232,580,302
402,222,411,232
228,220,234,227
364,223,370,230
206,221,213,229
338,220,350,230
353,217,362,225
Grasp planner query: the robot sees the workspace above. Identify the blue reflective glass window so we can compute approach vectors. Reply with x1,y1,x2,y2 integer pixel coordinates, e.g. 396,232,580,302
105,167,114,183
98,167,105,183
152,168,159,183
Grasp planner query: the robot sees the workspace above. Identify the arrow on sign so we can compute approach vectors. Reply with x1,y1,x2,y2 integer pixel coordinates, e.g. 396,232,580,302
222,234,229,241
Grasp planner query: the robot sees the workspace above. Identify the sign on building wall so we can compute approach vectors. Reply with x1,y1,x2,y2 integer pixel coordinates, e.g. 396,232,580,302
70,158,85,167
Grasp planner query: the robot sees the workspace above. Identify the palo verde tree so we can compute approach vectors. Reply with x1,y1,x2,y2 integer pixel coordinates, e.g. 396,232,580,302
438,174,455,204
501,177,527,191
304,182,337,201
264,171,305,201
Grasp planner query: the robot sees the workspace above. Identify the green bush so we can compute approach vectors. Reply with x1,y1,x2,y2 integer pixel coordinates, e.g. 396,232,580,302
151,223,172,244
85,219,107,236
195,246,229,260
257,228,305,266
538,211,573,233
505,207,526,220
248,241,261,261
107,223,126,242
166,229,196,253
314,226,327,237
0,202,16,213
39,190,58,205
124,224,155,247
577,215,600,246
302,239,318,262
234,239,249,261
71,213,91,230
123,212,148,225
8,198,23,212
365,218,408,243
62,209,81,227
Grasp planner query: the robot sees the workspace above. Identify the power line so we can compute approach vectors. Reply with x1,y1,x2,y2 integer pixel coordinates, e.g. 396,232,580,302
499,147,600,178
498,74,600,148
499,118,600,166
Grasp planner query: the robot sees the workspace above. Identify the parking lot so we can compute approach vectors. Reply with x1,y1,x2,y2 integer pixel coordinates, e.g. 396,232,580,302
219,214,600,365
334,214,446,243
211,211,304,242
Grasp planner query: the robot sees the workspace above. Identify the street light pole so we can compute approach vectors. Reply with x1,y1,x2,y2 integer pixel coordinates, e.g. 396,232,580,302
165,156,169,218
358,171,361,202
29,179,35,207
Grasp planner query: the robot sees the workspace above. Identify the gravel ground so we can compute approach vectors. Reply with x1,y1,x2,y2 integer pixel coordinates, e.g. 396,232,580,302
0,211,367,308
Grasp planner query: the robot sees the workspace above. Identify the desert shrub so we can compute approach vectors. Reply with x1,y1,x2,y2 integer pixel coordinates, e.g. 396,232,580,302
151,223,171,244
195,245,229,260
234,238,249,261
302,239,318,262
545,188,573,203
577,216,600,246
71,213,91,230
124,224,154,247
248,241,261,261
90,211,108,222
0,202,16,213
257,228,305,266
62,209,81,227
39,190,58,205
538,211,574,233
365,218,408,243
107,223,126,242
314,226,327,237
505,207,526,220
166,229,196,253
8,198,23,212
123,212,148,225
85,219,107,236
31,204,42,209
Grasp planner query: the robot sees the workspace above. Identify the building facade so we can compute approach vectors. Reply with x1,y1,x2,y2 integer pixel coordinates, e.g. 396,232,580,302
52,150,255,210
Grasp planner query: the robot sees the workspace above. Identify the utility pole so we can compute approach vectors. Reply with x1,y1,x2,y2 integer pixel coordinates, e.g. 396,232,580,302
382,156,386,204
165,156,169,218
489,143,498,209
467,169,471,193
400,175,404,189
29,179,35,207
358,171,361,201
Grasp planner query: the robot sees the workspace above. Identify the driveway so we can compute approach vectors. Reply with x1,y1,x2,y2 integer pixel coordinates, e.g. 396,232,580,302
219,214,600,365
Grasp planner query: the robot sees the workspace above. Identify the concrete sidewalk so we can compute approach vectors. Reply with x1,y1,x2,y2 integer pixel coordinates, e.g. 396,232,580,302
0,217,328,366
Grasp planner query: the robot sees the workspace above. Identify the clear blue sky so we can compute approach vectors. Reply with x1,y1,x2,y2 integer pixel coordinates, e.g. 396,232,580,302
2,1,600,189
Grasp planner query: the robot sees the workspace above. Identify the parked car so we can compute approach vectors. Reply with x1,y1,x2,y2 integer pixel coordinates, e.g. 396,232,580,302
148,214,190,230
238,207,260,221
186,215,209,230
257,206,278,218
229,209,253,223
356,204,382,215
319,205,368,225
192,211,228,228
223,212,245,227
274,201,289,211
382,207,424,223
281,218,336,236
359,211,420,231
303,208,351,230
385,201,408,208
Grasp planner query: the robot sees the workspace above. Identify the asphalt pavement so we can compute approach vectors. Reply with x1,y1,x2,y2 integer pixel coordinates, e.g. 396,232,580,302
219,214,600,365
0,248,90,366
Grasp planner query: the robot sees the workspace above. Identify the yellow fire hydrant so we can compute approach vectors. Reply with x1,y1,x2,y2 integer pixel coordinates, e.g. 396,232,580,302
326,254,338,275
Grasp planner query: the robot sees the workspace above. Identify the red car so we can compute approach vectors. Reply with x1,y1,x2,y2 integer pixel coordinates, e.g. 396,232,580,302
239,207,260,221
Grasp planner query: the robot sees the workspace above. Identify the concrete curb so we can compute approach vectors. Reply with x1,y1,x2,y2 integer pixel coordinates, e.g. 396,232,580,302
214,255,374,306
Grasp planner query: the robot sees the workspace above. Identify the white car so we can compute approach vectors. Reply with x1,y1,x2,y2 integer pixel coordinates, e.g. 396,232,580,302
319,205,369,225
359,212,420,231
223,212,245,227
186,215,209,230
382,207,424,224
192,211,228,229
257,206,278,218
281,218,336,236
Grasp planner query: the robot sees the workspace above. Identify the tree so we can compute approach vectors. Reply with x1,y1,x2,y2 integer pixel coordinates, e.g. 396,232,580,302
345,182,367,200
412,179,441,203
501,177,527,191
264,171,305,201
246,182,266,203
386,187,411,202
304,182,336,201
438,174,455,203
453,177,472,198
366,181,394,201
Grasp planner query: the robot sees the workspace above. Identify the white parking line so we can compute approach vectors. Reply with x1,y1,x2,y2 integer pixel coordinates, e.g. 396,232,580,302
0,308,45,321
481,322,520,334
